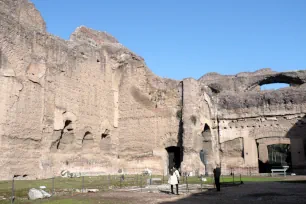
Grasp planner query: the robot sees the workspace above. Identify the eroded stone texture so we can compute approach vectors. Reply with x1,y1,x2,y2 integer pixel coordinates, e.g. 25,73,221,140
0,0,306,179
0,0,181,179
198,69,306,174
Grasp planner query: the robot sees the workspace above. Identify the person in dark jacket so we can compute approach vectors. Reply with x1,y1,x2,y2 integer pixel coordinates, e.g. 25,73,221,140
213,164,221,191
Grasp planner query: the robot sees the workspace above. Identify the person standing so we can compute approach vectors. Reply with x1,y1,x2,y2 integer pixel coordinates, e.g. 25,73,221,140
213,164,221,191
168,167,180,195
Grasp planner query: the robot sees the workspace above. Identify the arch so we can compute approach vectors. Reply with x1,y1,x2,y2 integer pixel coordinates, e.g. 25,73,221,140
82,131,94,149
260,83,289,90
51,119,75,151
100,129,111,151
200,124,214,174
166,146,181,171
101,129,110,139
247,74,304,91
202,124,212,142
256,136,291,173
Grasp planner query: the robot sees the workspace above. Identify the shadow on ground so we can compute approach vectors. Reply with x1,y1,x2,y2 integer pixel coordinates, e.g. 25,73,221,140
159,181,306,204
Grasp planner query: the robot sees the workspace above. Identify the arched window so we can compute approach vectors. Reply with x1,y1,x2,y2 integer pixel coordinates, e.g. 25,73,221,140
82,131,94,149
202,124,212,142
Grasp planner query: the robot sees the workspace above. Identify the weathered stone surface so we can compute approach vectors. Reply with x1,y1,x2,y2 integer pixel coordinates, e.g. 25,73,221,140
0,0,306,179
28,188,51,200
0,0,182,179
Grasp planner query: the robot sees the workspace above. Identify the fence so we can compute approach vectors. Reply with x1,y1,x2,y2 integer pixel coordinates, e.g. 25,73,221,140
0,173,244,203
221,167,259,176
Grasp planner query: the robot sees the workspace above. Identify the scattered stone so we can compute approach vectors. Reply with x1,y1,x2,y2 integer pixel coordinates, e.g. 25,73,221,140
75,189,99,193
28,188,52,200
88,189,99,193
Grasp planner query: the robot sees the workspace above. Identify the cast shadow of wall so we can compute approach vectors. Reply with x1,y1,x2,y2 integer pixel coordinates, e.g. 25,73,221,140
285,115,306,174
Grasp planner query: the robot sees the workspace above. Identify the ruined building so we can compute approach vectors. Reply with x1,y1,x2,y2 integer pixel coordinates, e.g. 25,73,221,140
0,0,305,180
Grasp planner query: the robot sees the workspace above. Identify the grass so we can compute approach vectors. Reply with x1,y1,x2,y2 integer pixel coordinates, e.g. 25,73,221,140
0,198,92,204
0,175,149,199
0,174,288,202
0,198,127,204
182,175,284,185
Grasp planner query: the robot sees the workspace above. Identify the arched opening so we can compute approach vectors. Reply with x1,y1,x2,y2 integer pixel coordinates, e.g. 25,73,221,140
256,138,291,173
201,124,213,174
82,131,94,149
202,124,212,141
268,144,291,166
52,120,74,151
166,146,181,173
247,74,304,91
101,129,110,139
260,83,290,90
100,129,111,151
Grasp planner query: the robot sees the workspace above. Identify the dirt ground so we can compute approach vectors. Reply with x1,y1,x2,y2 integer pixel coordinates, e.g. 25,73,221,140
62,179,306,204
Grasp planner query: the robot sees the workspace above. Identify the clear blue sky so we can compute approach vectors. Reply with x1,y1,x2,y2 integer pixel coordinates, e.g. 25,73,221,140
32,0,306,80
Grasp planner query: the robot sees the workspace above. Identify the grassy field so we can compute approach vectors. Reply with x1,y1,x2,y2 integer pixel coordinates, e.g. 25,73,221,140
0,197,130,204
0,175,143,198
0,197,127,204
0,175,287,203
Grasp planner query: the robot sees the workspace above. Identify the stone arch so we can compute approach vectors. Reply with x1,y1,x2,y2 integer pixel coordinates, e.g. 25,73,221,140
200,124,214,174
166,146,181,171
202,124,212,141
51,119,75,151
100,129,111,151
246,74,304,91
256,137,291,173
82,131,94,150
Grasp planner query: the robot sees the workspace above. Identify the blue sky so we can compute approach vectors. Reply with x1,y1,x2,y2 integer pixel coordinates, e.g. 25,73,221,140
32,0,305,80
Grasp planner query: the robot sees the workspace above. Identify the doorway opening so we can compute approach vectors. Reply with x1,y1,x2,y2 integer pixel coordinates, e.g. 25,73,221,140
258,143,291,173
166,146,181,172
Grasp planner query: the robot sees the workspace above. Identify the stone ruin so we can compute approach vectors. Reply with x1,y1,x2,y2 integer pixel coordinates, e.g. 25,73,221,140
0,0,305,180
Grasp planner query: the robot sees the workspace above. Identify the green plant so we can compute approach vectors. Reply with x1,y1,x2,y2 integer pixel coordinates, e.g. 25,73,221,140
176,110,182,119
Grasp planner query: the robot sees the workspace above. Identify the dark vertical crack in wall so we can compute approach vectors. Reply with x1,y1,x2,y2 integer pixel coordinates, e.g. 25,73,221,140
177,81,184,169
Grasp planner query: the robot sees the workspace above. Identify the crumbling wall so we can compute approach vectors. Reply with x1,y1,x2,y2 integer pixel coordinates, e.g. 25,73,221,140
200,69,306,174
117,66,181,174
0,0,182,179
1,0,305,179
181,78,219,175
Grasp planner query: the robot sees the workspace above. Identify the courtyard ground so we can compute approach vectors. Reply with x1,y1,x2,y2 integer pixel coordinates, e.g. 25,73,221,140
1,176,306,203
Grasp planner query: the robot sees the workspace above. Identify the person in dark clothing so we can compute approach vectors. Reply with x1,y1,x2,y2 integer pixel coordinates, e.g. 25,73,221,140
213,164,221,191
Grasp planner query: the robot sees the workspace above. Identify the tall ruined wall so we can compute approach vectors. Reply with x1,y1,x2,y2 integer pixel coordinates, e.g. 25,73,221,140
199,68,306,174
1,0,305,179
0,0,181,180
180,78,219,175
